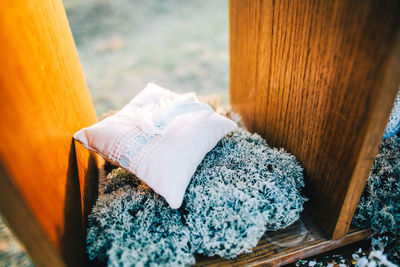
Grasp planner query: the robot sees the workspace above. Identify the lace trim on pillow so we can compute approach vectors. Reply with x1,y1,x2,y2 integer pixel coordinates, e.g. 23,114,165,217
109,92,213,174
107,126,161,174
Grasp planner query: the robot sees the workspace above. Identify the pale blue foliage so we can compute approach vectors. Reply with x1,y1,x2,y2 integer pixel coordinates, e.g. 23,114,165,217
86,184,195,267
183,128,306,259
352,135,400,234
87,128,306,264
384,90,400,139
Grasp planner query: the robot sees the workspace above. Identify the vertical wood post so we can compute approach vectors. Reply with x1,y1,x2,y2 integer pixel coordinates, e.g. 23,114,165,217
230,0,400,239
0,0,98,266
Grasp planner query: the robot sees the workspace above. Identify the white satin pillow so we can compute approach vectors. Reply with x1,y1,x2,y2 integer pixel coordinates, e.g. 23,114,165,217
74,83,237,208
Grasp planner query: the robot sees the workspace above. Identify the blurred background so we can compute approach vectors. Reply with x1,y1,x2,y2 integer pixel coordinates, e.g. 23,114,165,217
64,0,229,115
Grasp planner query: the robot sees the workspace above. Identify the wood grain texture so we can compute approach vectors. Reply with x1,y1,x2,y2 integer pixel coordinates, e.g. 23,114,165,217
195,213,373,267
230,0,400,238
0,0,99,266
229,0,261,128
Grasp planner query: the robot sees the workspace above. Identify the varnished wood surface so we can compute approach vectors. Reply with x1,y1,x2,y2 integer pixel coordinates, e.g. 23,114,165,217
0,0,99,266
230,0,400,238
195,214,373,267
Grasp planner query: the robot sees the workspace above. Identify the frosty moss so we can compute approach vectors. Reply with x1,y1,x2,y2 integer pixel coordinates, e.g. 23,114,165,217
86,185,195,266
352,135,400,234
183,128,306,258
90,127,307,264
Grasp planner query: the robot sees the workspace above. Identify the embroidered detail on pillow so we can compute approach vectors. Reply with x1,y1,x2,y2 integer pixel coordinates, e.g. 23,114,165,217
74,83,237,208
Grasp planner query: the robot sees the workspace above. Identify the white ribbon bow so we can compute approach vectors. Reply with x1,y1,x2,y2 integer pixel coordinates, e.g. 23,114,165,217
132,92,213,134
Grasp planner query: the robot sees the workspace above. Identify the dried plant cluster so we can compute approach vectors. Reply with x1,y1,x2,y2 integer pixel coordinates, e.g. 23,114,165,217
86,183,195,266
87,128,306,266
352,134,400,235
183,128,306,258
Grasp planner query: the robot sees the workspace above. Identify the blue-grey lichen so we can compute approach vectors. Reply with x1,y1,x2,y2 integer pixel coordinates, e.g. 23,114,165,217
86,183,195,267
89,127,306,264
183,128,306,259
352,135,400,234
384,90,400,139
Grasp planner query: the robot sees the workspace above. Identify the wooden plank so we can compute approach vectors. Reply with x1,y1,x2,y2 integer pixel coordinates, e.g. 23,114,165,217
0,0,99,266
229,0,261,132
195,213,373,267
230,0,400,239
